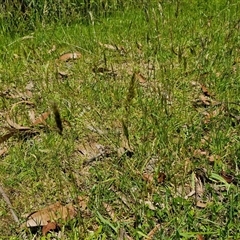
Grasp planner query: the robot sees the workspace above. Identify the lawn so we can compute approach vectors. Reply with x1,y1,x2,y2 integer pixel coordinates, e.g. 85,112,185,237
0,0,240,239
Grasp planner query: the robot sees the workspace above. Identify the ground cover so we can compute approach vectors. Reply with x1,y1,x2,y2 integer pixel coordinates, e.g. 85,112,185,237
0,1,240,239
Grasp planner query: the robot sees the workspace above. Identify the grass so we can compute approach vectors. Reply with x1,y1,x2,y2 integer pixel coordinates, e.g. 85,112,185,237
0,0,240,239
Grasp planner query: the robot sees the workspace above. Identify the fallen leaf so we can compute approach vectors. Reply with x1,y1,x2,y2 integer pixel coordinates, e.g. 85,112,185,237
220,171,234,183
194,94,221,108
118,227,134,240
135,72,147,85
98,42,126,54
28,110,35,123
103,202,117,222
32,111,51,126
25,81,34,91
6,100,35,130
111,186,132,209
25,202,76,227
157,172,166,184
196,201,207,208
77,196,89,211
201,84,211,97
78,141,105,159
58,69,69,78
194,149,208,157
0,147,8,156
42,221,60,235
199,94,211,106
99,42,117,51
208,154,220,163
6,114,31,130
59,52,81,61
142,173,154,183
142,200,156,211
1,89,33,100
197,234,205,240
208,155,215,163
144,224,161,240
0,131,16,144
185,170,207,203
190,81,201,87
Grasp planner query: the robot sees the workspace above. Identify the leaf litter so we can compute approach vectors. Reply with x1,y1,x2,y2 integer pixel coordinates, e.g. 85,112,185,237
0,99,64,144
20,201,78,236
0,147,8,156
24,202,77,228
1,21,239,239
58,52,81,61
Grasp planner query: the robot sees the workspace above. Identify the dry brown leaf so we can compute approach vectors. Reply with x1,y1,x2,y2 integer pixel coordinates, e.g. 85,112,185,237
0,147,8,156
111,186,132,209
98,42,126,54
199,94,211,106
25,202,76,227
6,114,31,130
59,52,81,61
143,157,158,174
25,81,34,91
142,173,154,183
103,202,117,222
77,196,89,211
196,201,207,208
32,111,51,126
42,221,60,236
28,110,35,123
0,132,16,144
118,228,134,240
190,81,201,87
201,84,211,97
185,170,207,204
195,176,205,197
58,69,69,78
99,42,117,51
144,224,161,240
1,89,33,100
77,141,105,159
197,234,205,240
194,149,208,157
157,172,166,184
6,100,35,130
220,171,234,184
142,200,156,211
208,154,220,163
135,72,147,85
208,155,215,163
